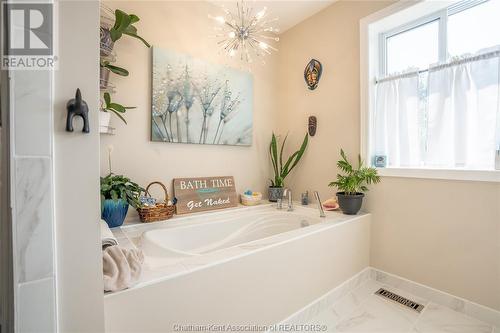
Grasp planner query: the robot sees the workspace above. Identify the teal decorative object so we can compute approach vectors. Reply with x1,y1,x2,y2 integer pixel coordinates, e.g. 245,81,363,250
101,199,129,228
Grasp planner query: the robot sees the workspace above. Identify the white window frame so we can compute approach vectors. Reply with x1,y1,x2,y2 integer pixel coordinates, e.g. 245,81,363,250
360,0,500,183
380,11,446,76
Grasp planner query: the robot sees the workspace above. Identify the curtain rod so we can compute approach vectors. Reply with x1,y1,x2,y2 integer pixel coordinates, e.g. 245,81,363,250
375,49,500,84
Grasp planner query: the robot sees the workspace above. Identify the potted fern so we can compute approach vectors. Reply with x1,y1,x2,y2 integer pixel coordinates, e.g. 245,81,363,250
269,132,308,202
328,149,380,215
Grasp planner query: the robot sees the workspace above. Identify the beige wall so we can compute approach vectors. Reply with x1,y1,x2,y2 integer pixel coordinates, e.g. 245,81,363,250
100,1,279,200
276,0,393,198
277,0,500,311
365,178,500,310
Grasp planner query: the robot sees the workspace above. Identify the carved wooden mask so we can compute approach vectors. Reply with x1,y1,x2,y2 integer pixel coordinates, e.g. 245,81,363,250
304,59,323,90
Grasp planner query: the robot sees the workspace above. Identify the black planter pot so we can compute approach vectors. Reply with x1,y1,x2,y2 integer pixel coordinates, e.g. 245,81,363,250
268,186,284,202
336,192,364,215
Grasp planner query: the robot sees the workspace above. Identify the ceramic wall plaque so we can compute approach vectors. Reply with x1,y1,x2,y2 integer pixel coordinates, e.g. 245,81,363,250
173,176,238,214
152,47,253,146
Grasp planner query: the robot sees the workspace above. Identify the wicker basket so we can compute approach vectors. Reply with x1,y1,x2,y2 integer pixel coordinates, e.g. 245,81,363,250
137,181,175,223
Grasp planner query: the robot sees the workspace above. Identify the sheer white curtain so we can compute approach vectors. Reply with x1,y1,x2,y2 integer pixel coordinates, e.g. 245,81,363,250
374,74,420,167
426,51,500,169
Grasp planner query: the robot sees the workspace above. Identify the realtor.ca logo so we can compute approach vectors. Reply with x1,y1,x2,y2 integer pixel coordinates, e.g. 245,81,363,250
2,1,56,69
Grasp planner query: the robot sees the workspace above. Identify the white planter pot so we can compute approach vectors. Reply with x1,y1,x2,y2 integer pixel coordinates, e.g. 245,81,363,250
99,111,111,129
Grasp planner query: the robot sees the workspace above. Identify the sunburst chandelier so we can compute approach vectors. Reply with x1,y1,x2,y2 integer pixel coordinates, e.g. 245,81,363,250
210,1,280,64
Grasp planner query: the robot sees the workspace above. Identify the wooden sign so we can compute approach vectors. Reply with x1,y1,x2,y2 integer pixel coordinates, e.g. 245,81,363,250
173,176,238,214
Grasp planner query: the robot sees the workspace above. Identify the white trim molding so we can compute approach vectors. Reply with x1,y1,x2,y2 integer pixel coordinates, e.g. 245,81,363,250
377,167,500,183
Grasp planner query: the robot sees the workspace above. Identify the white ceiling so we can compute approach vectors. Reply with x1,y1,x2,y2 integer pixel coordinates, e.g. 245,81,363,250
208,1,336,33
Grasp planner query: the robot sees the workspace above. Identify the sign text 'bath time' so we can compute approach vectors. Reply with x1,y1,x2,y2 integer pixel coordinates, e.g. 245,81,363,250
173,176,238,214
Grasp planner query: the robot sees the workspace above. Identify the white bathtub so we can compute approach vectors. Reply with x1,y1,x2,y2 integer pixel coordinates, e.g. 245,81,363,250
105,204,370,332
141,209,322,258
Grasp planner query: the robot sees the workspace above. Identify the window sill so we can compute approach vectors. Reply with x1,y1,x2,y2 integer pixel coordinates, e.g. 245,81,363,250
376,167,500,183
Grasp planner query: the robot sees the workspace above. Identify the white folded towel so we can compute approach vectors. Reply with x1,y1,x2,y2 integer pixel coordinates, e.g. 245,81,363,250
100,219,118,249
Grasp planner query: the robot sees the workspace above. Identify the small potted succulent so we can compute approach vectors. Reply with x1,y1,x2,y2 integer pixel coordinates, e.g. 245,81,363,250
269,132,308,202
100,174,144,228
328,149,380,215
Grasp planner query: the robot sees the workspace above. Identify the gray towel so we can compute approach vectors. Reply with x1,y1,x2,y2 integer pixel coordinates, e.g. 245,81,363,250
103,245,144,292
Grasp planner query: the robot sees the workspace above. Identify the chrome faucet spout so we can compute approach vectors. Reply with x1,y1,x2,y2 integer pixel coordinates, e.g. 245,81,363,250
314,191,326,218
282,188,293,211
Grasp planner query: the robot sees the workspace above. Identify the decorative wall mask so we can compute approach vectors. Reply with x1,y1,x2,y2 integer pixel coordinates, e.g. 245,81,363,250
152,47,253,146
304,59,323,90
308,116,317,136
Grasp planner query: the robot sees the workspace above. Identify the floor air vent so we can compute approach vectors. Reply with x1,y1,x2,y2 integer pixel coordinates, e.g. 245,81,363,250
374,288,424,313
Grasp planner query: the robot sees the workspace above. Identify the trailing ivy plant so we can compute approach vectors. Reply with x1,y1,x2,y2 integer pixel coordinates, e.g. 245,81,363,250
102,92,136,124
328,149,380,195
269,132,308,187
100,59,129,77
100,174,144,211
110,9,151,47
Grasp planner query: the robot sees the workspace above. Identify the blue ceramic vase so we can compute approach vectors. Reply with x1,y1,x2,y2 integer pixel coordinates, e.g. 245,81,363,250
101,199,129,228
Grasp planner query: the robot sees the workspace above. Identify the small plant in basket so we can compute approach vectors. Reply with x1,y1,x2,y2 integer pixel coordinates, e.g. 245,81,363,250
137,182,176,223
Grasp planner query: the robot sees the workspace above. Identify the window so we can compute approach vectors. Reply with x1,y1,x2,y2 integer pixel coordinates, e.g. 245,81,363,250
448,0,500,57
371,0,500,176
386,20,439,73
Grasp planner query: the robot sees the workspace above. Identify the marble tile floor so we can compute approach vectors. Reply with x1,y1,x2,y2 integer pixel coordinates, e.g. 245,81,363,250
303,279,497,333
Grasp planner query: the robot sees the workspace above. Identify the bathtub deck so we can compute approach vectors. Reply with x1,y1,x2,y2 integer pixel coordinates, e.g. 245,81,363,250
108,204,367,294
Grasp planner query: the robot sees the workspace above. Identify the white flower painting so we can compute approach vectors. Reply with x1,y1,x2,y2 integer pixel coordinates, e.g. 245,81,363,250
152,47,253,146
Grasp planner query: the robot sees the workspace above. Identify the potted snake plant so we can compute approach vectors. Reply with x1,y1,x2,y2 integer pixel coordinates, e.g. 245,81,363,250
328,149,380,215
268,132,308,202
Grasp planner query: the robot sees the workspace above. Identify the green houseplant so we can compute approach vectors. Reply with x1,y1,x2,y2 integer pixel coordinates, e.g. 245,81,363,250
100,59,129,77
101,92,136,125
109,9,151,47
100,9,150,57
268,132,308,202
328,149,380,215
100,8,150,128
99,59,129,92
100,174,144,227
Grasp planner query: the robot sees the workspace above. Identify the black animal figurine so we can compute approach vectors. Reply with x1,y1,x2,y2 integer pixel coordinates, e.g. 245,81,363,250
66,88,89,133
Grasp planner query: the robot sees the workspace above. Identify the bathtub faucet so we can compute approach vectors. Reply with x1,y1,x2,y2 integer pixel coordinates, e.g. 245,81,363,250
282,188,293,211
314,191,326,218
